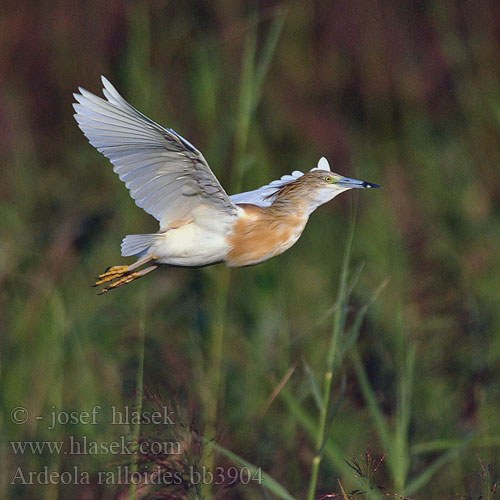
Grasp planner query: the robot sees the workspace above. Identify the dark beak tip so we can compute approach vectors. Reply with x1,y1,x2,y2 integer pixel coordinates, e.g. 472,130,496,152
363,182,383,189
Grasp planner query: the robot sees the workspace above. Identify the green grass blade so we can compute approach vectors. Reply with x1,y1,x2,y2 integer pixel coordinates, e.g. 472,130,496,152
319,374,346,455
350,348,391,450
302,357,325,411
393,338,416,491
404,439,469,496
327,215,357,372
252,7,287,111
308,217,356,500
280,388,383,500
411,436,500,454
212,442,297,500
234,8,285,177
340,280,389,359
345,261,365,301
128,289,146,500
234,14,257,174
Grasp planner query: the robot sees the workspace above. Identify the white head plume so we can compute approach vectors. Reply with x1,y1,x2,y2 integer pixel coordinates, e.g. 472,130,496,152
311,157,331,172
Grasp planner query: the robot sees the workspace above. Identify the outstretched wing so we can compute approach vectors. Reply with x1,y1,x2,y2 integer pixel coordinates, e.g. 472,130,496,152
73,76,238,230
230,157,332,207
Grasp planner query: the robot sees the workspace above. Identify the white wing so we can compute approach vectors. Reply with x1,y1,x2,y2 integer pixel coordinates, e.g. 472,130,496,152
230,157,332,207
73,76,238,230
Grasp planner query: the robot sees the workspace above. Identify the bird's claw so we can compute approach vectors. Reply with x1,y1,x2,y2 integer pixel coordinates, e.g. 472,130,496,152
93,265,130,287
99,265,129,278
93,258,158,294
97,272,139,294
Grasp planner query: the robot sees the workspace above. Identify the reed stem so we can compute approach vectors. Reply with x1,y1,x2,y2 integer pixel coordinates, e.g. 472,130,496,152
307,220,355,500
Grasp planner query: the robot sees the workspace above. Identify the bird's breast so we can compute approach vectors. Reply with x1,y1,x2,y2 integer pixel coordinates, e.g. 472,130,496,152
225,204,308,267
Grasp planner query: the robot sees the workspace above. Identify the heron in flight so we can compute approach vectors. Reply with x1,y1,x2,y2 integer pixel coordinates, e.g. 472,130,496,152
73,77,381,294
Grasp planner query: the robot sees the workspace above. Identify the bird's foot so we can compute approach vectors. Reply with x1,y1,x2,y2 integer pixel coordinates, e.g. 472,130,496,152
93,263,158,294
97,272,138,295
94,265,130,286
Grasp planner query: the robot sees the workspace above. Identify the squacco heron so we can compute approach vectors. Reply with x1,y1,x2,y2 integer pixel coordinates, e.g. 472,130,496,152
74,77,381,294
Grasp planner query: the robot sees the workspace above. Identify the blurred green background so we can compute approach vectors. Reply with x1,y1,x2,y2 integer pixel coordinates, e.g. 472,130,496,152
2,1,500,499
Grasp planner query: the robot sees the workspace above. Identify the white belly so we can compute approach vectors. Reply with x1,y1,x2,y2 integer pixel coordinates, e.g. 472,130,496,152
152,223,229,267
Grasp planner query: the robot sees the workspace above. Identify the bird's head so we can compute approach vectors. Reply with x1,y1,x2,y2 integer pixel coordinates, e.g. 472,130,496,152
270,157,382,214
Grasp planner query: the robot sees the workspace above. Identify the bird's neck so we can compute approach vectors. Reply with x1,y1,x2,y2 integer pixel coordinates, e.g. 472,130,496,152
271,187,345,216
269,193,315,218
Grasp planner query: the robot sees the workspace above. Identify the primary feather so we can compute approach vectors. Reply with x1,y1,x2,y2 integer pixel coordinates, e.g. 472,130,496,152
73,76,237,230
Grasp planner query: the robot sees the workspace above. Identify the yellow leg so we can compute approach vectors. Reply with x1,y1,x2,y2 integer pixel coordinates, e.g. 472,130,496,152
94,266,129,285
93,256,155,287
97,265,158,295
101,265,129,276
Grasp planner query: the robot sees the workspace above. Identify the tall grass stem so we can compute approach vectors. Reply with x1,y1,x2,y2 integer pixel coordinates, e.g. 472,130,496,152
307,218,356,500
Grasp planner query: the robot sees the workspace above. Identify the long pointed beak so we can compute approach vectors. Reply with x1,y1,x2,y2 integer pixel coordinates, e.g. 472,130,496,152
337,176,382,189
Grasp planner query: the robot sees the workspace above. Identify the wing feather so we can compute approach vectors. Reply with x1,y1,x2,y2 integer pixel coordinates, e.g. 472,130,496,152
73,77,237,229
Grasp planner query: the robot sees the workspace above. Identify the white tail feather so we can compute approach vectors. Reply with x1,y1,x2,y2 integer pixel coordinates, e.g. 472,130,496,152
121,234,162,257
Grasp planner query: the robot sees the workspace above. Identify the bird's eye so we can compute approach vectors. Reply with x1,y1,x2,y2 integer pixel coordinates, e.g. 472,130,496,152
324,176,332,183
